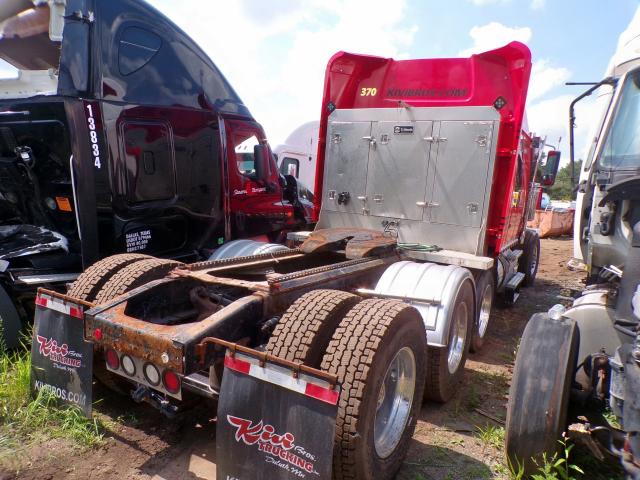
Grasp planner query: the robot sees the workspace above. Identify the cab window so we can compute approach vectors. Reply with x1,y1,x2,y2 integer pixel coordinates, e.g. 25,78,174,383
280,157,300,178
228,123,269,180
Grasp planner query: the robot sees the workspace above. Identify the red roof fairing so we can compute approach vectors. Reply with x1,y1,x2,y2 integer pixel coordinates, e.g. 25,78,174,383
314,42,532,256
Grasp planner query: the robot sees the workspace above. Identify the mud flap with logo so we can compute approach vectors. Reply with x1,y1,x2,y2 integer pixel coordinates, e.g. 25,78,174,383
216,350,340,480
30,289,93,417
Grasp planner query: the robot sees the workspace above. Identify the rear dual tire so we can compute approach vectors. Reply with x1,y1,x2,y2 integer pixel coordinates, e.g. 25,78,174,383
267,292,427,480
470,270,495,353
321,299,427,480
266,289,360,368
67,253,152,302
425,280,474,403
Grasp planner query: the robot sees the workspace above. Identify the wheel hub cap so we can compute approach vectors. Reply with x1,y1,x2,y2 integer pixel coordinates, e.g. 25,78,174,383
374,347,416,458
447,301,468,374
477,285,493,339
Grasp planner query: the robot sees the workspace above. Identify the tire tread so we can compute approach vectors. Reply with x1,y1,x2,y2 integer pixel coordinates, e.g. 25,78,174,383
321,299,425,480
267,289,359,367
67,254,151,302
95,258,182,303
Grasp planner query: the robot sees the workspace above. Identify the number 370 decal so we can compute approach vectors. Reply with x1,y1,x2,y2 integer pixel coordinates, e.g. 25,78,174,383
360,87,377,96
85,104,102,169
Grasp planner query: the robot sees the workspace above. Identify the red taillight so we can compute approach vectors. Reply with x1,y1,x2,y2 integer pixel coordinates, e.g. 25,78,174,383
105,349,119,370
162,369,180,393
93,328,102,341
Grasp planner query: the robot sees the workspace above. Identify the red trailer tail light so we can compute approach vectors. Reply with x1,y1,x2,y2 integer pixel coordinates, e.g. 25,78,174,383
162,369,180,394
143,363,161,386
121,355,136,376
105,349,119,370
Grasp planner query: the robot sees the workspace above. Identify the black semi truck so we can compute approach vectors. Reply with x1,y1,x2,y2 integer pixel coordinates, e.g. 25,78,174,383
0,0,310,348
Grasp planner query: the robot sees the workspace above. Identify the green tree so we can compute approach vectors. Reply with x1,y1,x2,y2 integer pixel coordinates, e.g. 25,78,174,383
546,159,583,201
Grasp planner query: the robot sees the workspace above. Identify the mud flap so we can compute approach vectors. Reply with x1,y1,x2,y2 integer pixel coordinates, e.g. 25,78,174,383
30,289,93,417
216,349,340,480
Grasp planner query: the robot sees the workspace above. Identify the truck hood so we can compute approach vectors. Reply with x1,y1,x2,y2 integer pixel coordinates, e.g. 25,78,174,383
0,1,64,71
0,0,67,98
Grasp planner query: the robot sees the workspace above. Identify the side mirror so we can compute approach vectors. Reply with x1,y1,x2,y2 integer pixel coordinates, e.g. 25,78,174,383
541,150,561,186
253,144,271,182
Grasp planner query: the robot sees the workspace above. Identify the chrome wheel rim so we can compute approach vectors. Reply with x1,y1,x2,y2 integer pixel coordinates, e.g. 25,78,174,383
477,284,494,339
447,300,468,374
374,347,416,458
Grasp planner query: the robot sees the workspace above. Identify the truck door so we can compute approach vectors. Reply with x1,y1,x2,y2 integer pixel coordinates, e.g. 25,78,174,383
429,121,495,228
225,119,288,239
323,121,372,215
366,121,434,220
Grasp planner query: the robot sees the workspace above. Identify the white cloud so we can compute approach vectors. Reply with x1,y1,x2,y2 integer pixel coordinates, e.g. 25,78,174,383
528,59,571,101
467,0,510,5
530,0,545,10
527,93,603,165
458,22,532,57
148,0,417,145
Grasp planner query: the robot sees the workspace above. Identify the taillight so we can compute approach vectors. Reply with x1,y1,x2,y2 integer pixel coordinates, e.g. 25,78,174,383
162,369,180,394
143,363,160,386
105,349,119,370
121,355,136,376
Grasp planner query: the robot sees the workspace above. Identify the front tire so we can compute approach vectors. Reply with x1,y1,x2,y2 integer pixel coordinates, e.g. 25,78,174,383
505,313,579,474
0,284,22,350
321,299,427,480
519,230,540,287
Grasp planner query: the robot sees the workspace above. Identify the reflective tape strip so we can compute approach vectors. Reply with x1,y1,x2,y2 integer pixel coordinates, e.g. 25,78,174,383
224,355,339,405
35,294,84,319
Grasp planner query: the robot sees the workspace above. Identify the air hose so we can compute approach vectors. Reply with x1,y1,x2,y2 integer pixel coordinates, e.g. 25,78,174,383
397,243,442,252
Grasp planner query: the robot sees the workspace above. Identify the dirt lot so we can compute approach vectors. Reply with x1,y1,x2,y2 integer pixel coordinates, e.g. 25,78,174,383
0,238,624,479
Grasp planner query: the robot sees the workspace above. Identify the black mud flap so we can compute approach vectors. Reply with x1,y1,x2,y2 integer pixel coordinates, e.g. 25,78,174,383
216,349,340,480
30,289,93,417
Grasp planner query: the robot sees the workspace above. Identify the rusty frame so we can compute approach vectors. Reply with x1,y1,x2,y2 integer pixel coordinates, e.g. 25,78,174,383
83,254,394,375
75,227,403,388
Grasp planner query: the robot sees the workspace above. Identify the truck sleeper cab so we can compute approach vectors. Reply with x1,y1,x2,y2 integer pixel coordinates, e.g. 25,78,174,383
0,0,307,348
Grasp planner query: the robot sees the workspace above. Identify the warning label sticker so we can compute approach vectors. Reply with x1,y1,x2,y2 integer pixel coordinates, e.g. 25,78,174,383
125,230,151,252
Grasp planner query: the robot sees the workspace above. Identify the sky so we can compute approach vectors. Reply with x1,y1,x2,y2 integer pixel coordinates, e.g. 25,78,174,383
145,0,637,161
1,0,636,163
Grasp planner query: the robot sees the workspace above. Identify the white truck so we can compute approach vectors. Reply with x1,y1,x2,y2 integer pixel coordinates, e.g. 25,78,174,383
506,10,640,477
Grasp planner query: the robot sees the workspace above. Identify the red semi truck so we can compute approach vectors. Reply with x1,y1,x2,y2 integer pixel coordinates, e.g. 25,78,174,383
32,37,559,479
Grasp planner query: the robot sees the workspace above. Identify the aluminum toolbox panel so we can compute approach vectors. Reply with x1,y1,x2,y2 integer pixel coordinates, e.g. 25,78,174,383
429,120,494,228
323,121,372,215
366,121,434,220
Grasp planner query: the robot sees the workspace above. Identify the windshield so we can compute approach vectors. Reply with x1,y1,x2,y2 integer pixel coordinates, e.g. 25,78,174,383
600,68,640,169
